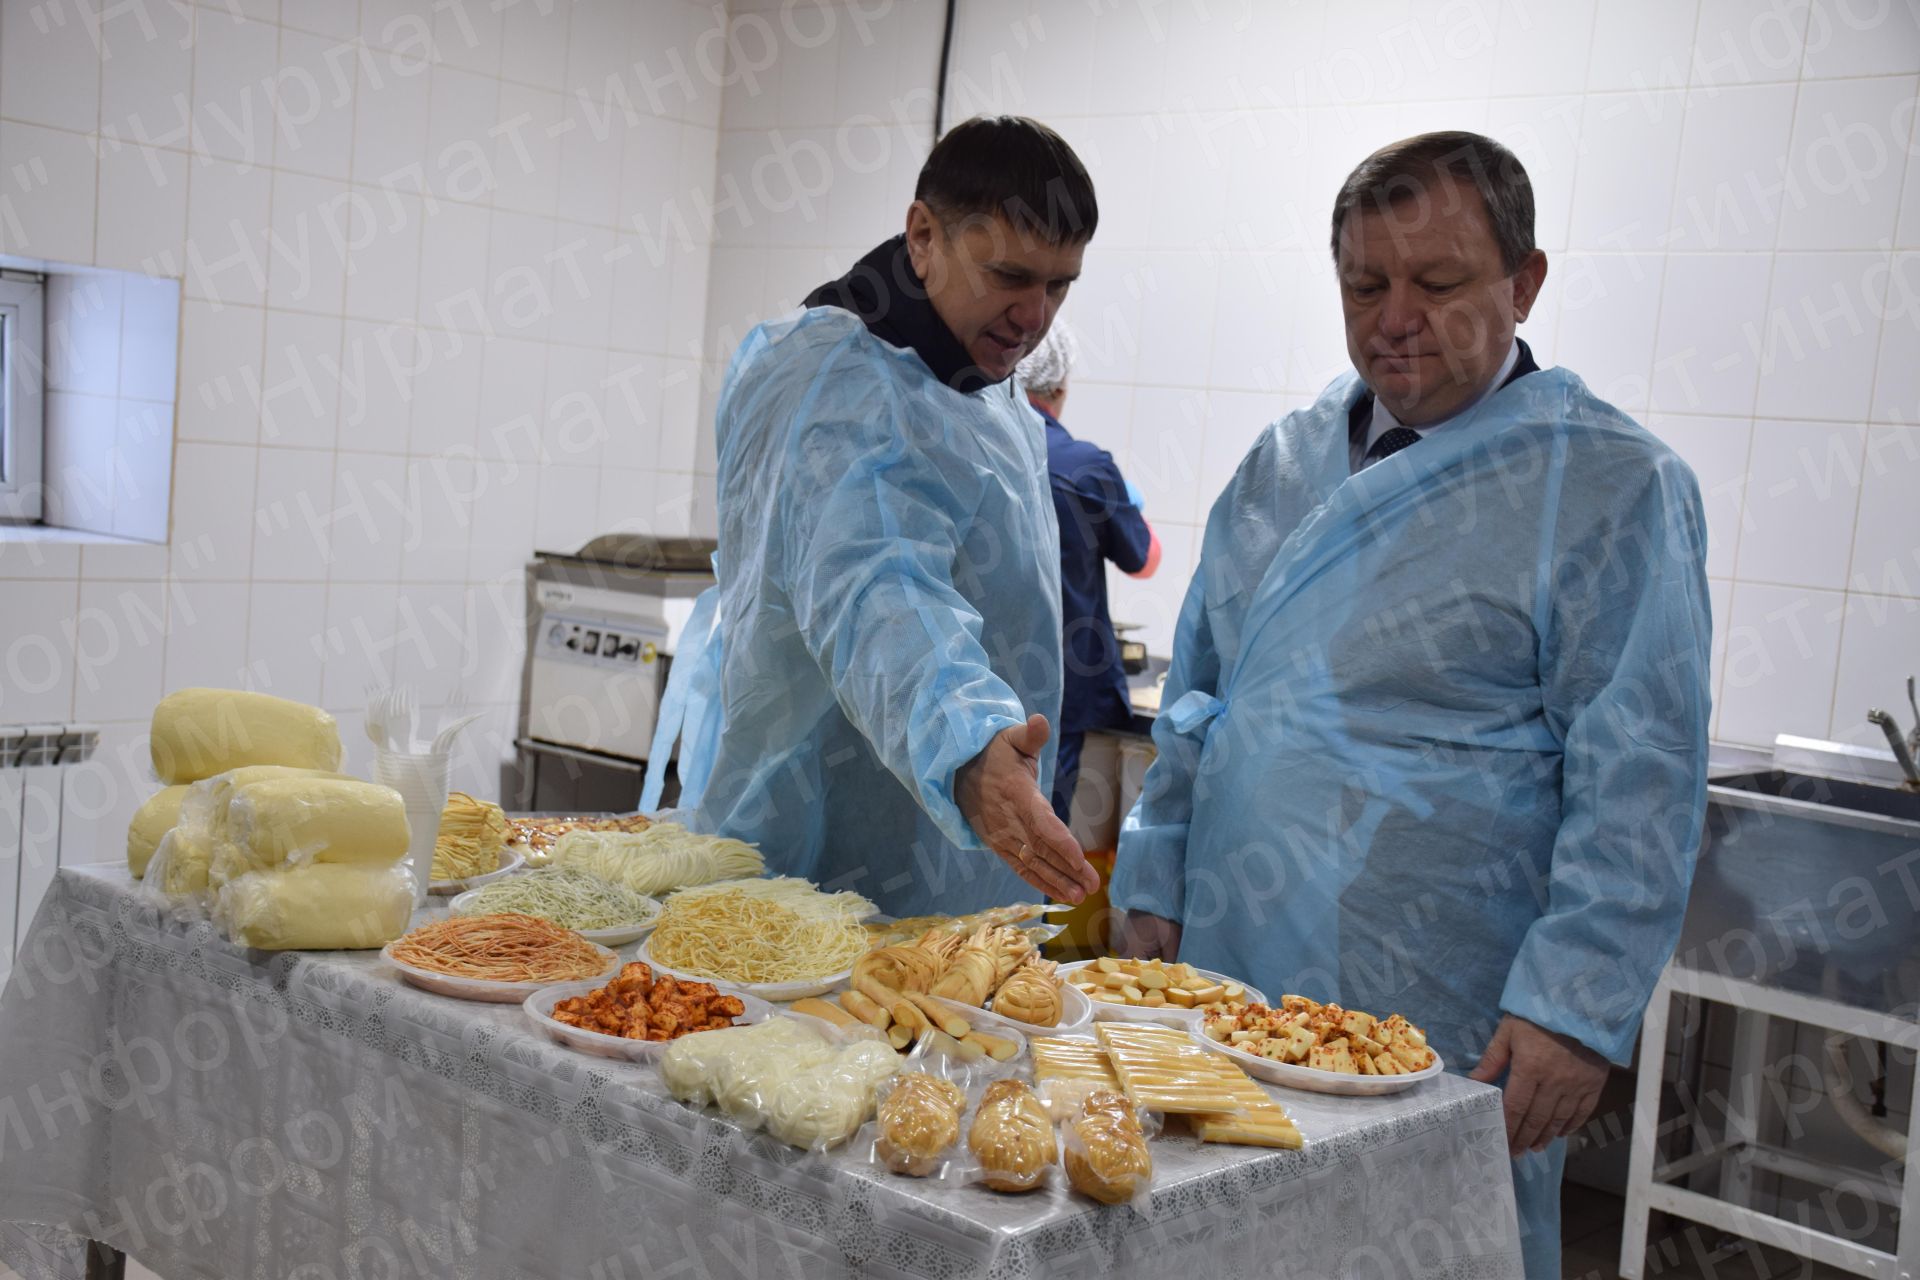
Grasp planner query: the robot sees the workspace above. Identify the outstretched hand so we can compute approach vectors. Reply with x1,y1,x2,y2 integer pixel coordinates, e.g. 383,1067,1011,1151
1470,1014,1610,1156
1116,910,1182,961
955,714,1099,903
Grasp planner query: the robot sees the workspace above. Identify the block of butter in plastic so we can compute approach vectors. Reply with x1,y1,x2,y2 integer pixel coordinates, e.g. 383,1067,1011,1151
217,863,415,950
191,766,350,888
151,826,213,897
220,778,410,879
127,785,190,879
150,688,343,785
194,765,349,830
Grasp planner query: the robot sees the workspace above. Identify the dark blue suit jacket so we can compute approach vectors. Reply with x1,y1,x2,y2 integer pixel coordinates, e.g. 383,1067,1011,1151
1041,406,1152,736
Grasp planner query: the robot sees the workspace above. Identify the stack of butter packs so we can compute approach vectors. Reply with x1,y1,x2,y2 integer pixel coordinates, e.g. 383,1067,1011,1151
129,688,415,951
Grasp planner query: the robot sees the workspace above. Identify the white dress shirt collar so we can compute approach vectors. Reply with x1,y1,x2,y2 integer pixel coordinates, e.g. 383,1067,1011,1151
1352,339,1522,472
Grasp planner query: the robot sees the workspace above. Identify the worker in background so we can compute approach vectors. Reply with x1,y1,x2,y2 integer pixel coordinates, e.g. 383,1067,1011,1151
644,116,1103,918
1108,132,1711,1277
1016,326,1159,828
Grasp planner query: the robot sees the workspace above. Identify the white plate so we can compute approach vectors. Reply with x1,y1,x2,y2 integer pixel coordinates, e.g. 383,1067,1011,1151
1058,961,1267,1029
1190,1029,1446,1096
925,982,1094,1038
523,981,777,1061
381,940,620,1003
448,887,661,947
635,937,853,1002
428,846,525,895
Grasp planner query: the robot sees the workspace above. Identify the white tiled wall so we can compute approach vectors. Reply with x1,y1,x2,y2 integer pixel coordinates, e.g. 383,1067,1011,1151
700,0,1920,754
40,269,179,542
0,0,727,868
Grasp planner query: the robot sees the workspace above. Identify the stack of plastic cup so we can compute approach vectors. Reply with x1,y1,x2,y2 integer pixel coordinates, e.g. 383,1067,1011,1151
373,749,452,907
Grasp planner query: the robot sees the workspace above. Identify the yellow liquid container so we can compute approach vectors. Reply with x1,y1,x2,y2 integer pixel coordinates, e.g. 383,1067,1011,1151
1046,848,1116,962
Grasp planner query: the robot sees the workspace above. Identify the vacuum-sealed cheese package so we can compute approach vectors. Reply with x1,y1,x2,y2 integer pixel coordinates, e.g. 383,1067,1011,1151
661,1017,836,1120
1061,1090,1154,1205
127,785,190,878
966,1079,1056,1193
215,863,414,950
762,1039,901,1152
870,1072,969,1178
150,688,343,785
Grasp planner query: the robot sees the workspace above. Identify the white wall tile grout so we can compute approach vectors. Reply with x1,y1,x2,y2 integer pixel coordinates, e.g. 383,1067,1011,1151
8,0,1919,783
694,0,1920,751
1821,81,1920,736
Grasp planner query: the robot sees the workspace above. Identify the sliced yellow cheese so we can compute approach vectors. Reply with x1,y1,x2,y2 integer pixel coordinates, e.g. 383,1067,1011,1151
150,688,343,785
127,785,190,879
217,863,414,950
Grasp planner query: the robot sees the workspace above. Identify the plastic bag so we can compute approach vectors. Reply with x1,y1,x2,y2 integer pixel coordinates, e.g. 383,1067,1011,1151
865,1071,971,1179
965,1079,1056,1193
220,777,409,877
213,863,414,951
761,1039,900,1152
661,1018,839,1129
136,827,215,921
1059,1090,1156,1205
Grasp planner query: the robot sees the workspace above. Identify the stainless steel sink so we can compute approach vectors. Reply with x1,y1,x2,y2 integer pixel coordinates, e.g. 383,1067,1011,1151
1673,770,1920,1013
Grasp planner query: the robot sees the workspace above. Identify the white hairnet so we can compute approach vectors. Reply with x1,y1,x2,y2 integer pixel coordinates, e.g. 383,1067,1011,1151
1016,323,1076,396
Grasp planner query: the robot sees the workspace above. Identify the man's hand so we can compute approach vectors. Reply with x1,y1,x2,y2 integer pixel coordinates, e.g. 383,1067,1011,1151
1116,910,1181,961
956,715,1099,903
1469,1014,1610,1156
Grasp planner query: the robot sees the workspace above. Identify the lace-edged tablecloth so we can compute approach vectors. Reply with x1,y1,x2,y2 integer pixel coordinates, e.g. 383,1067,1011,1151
0,867,1523,1280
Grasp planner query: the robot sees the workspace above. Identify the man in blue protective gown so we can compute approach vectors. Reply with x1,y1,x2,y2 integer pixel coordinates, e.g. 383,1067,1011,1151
658,116,1102,918
1109,132,1711,1278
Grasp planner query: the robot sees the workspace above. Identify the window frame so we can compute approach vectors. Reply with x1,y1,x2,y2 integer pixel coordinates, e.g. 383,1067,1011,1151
0,272,47,521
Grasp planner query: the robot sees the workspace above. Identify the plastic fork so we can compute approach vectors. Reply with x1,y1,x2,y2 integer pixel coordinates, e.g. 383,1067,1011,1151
430,712,484,755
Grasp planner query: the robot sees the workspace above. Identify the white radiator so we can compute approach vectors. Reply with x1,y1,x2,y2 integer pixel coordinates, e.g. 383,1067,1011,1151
1,725,98,985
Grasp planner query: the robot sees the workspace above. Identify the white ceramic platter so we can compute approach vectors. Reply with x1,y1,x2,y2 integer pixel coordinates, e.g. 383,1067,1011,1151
523,982,776,1061
1057,961,1267,1029
635,937,852,1002
924,982,1094,1038
428,846,525,895
381,940,619,1003
448,887,661,947
1190,1029,1446,1096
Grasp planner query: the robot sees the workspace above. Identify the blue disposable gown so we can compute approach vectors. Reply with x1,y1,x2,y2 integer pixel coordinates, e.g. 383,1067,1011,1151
1110,368,1710,1274
664,306,1063,918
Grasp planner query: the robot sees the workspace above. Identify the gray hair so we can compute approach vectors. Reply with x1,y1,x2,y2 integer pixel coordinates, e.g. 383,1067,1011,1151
1329,131,1536,274
1016,323,1076,398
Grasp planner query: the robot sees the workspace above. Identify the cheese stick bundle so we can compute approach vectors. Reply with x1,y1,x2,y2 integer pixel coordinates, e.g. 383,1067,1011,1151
800,991,1023,1065
1030,1036,1123,1119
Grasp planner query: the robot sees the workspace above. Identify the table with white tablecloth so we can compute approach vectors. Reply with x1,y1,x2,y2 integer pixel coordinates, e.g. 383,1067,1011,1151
0,867,1524,1280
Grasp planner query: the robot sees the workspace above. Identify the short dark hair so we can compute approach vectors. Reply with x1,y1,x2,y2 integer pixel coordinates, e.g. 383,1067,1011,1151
1330,131,1536,274
915,115,1099,246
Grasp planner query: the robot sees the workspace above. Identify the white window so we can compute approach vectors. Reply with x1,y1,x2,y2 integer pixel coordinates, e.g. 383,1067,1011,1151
0,272,46,522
